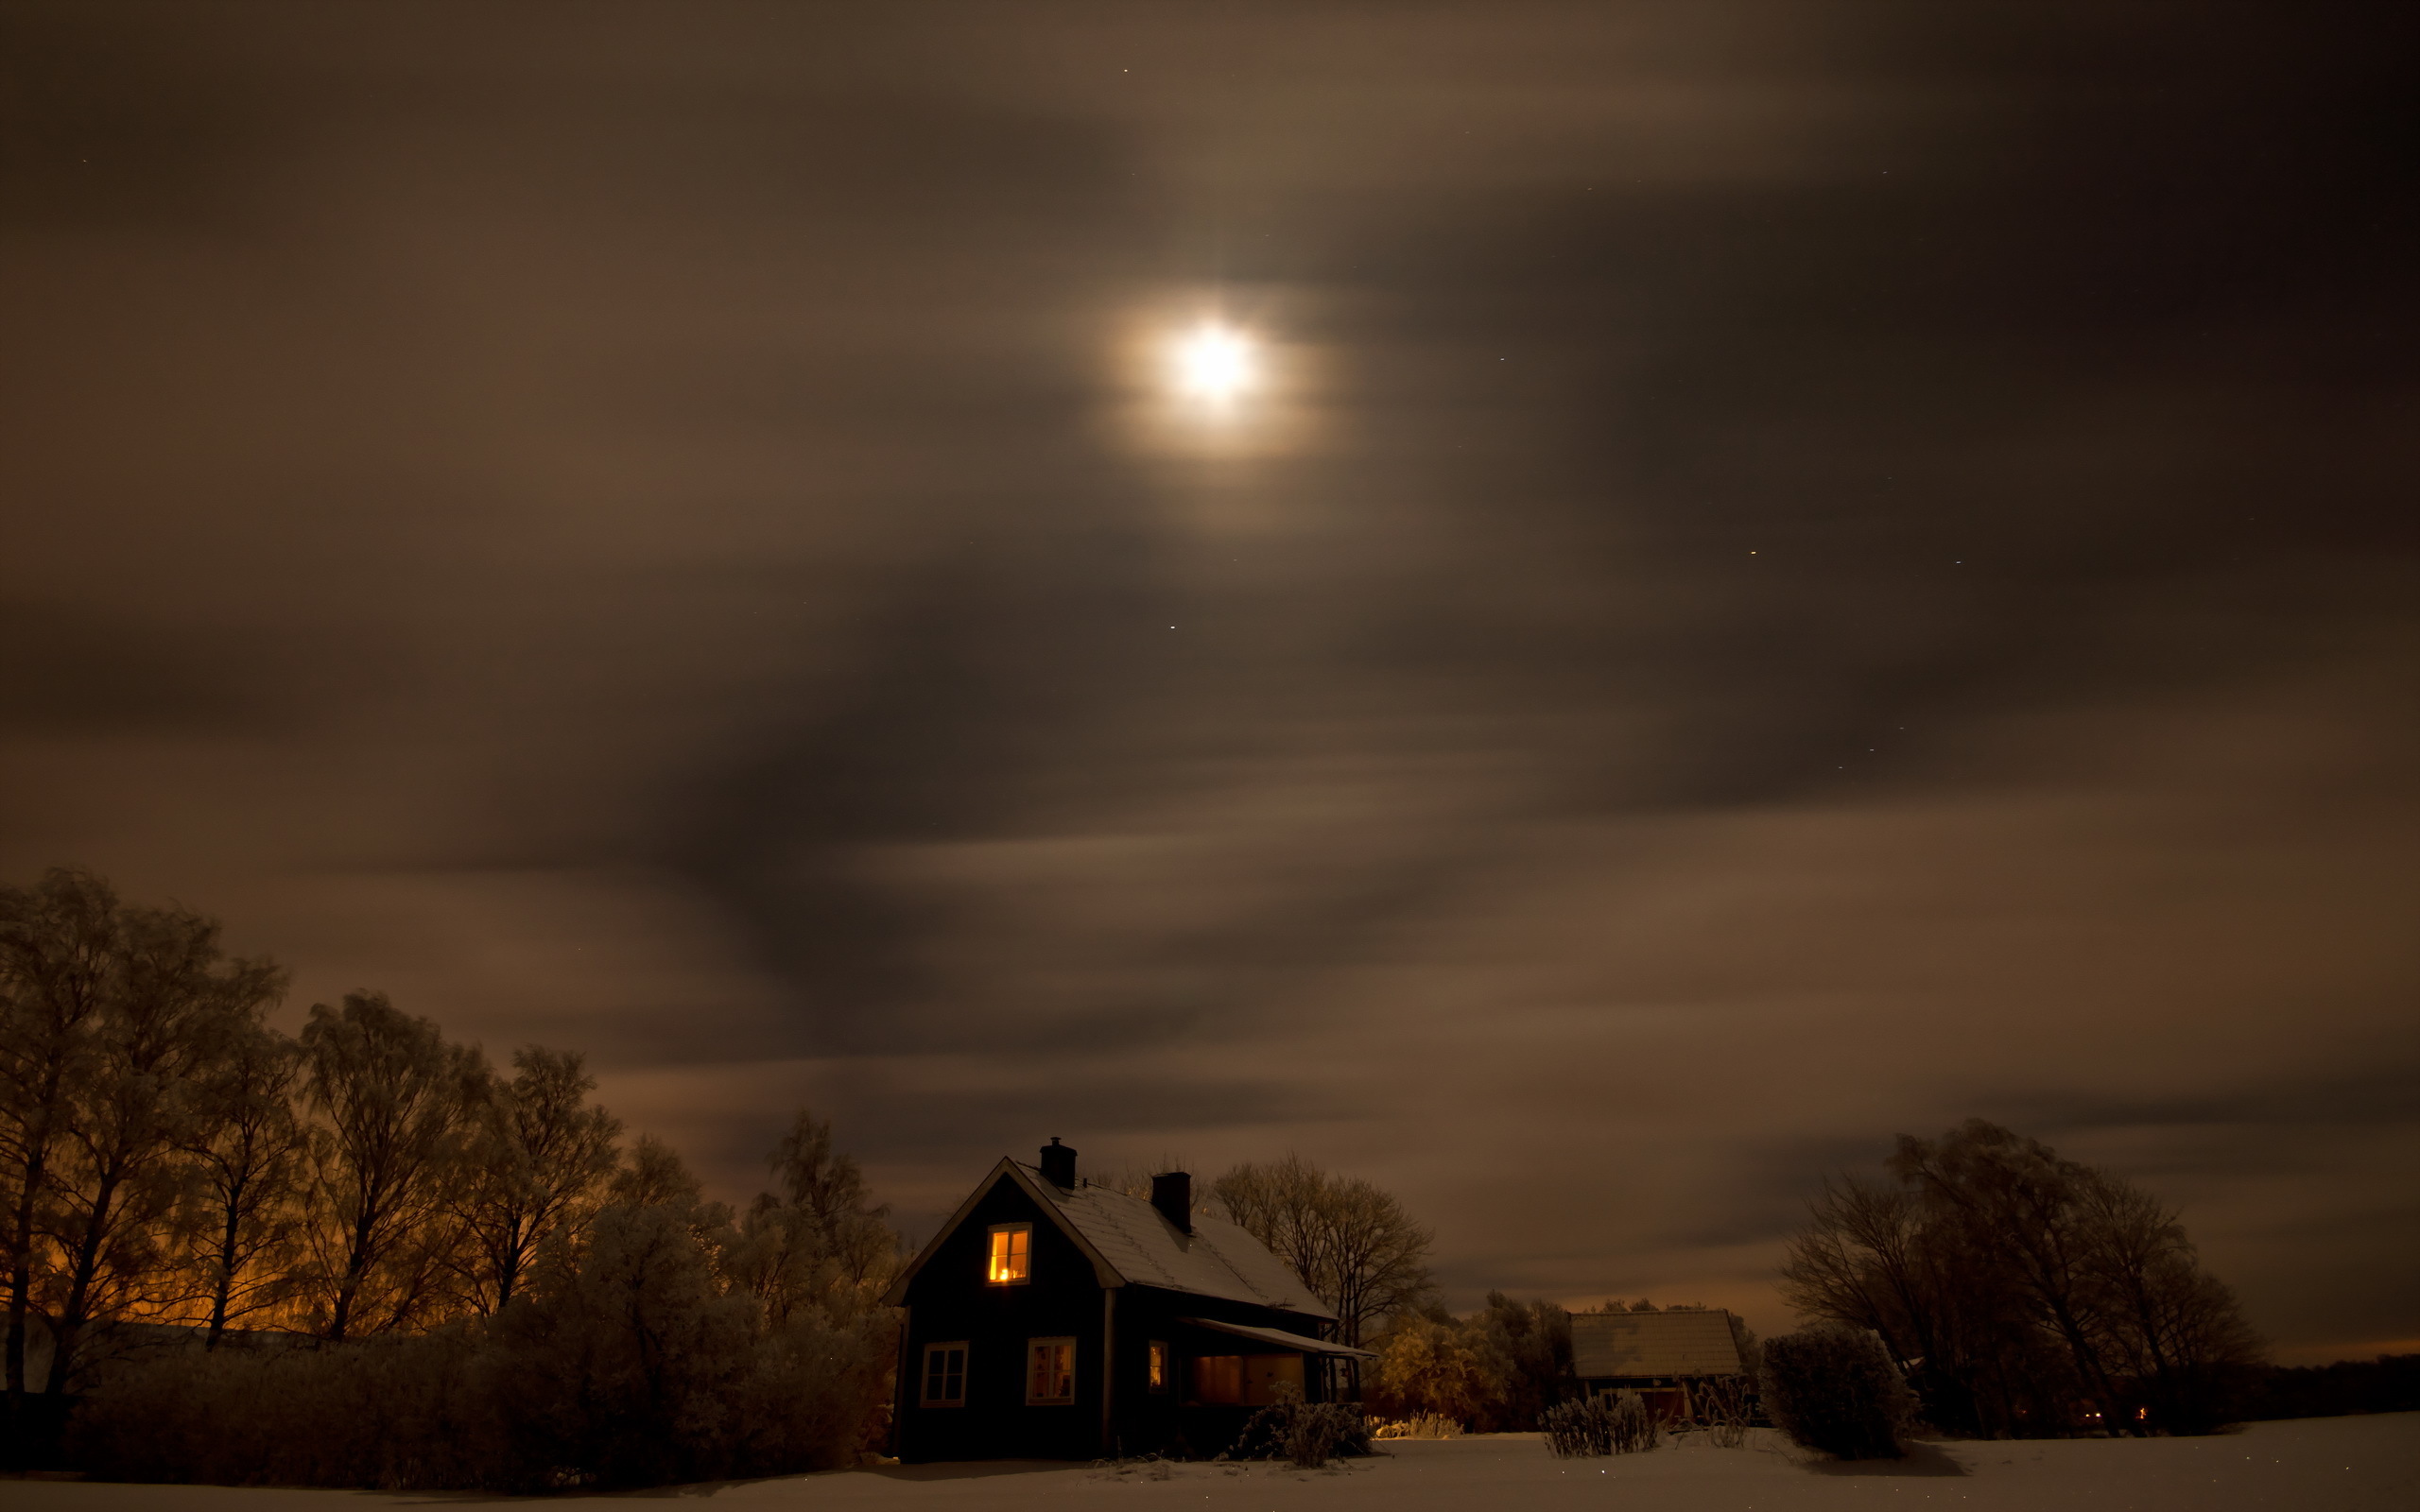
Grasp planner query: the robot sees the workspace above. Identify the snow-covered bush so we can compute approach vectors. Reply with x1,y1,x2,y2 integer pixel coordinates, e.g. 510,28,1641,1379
1541,1391,1655,1457
1226,1386,1371,1467
1759,1327,1914,1460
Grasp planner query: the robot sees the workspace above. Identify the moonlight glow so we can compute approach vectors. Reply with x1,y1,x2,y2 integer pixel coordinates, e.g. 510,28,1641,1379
1168,321,1257,405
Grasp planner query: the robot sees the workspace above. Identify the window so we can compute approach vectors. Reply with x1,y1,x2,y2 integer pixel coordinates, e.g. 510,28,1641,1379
1189,1353,1242,1405
1188,1353,1304,1406
1027,1337,1076,1404
920,1342,967,1407
986,1223,1031,1283
1243,1353,1305,1406
1147,1340,1171,1393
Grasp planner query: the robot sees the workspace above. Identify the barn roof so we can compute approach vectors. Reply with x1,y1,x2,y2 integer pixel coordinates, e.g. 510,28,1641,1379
883,1159,1337,1321
1570,1309,1744,1379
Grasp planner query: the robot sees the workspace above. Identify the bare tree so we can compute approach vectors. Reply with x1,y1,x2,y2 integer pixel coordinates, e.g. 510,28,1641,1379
2072,1170,2265,1433
295,992,482,1339
455,1046,621,1315
0,870,113,1409
0,869,284,1396
177,1020,308,1347
1784,1119,2264,1435
1210,1155,1432,1347
1890,1123,2124,1416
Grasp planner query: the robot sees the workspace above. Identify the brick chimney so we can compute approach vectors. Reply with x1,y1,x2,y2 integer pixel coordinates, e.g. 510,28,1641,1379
1039,1137,1077,1188
1150,1171,1193,1233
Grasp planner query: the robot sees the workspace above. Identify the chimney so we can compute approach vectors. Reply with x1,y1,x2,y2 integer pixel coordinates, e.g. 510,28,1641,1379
1039,1137,1077,1189
1150,1171,1193,1233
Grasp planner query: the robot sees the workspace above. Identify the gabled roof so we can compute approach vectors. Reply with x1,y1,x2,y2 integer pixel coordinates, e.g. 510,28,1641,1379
883,1159,1336,1321
1570,1309,1744,1379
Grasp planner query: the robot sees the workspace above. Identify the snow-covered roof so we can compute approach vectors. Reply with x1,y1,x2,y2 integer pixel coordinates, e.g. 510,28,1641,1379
1571,1309,1744,1379
1032,1171,1337,1320
884,1158,1336,1322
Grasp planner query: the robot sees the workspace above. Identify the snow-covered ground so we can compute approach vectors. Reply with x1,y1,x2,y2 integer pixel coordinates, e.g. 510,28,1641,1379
9,1413,2415,1511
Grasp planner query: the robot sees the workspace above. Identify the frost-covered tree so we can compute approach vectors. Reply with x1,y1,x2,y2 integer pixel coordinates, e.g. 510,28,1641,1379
1374,1312,1499,1425
454,1047,620,1314
1,868,283,1397
295,993,483,1339
177,1019,308,1347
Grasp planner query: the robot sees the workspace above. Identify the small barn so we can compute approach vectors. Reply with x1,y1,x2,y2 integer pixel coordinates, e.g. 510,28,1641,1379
1569,1308,1750,1423
884,1140,1376,1462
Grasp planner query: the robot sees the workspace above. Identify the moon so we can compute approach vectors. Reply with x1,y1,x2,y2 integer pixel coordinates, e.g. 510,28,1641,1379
1168,321,1257,405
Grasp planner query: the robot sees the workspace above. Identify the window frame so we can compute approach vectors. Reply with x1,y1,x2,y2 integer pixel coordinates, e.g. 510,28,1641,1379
920,1341,968,1408
1026,1335,1078,1405
985,1222,1032,1284
1147,1339,1171,1394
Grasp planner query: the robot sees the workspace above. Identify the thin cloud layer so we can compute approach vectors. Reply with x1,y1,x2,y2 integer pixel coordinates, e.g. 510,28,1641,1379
2,2,2411,1363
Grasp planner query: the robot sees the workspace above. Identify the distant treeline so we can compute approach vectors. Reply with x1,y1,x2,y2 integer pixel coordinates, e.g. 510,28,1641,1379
2239,1354,2420,1420
0,868,898,1486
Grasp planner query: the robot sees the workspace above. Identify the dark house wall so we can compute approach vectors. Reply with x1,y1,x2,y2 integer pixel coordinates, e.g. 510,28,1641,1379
894,1169,1344,1462
898,1176,1108,1462
1101,1287,1337,1460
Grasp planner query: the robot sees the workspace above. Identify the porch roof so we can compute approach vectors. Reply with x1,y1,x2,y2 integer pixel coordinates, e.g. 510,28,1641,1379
1175,1315,1378,1360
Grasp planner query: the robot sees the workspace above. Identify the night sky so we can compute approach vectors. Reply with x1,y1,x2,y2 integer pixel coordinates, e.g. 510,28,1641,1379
3,3,2413,1363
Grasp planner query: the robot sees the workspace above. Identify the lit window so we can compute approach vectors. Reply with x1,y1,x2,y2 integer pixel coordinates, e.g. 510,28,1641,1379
1243,1353,1305,1406
1189,1354,1243,1405
986,1224,1031,1283
921,1342,967,1407
1148,1340,1171,1393
1027,1337,1076,1404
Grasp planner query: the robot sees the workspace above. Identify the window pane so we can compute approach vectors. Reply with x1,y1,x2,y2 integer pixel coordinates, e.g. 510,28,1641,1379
1243,1353,1305,1406
987,1225,1031,1282
924,1343,968,1405
1027,1338,1075,1402
1191,1354,1243,1405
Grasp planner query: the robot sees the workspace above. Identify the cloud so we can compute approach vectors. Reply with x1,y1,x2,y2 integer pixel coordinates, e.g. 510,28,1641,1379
1,2,2411,1360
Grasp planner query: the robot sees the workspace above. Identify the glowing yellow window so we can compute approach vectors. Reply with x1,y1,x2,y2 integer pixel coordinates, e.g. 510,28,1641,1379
1148,1340,1171,1393
986,1223,1031,1283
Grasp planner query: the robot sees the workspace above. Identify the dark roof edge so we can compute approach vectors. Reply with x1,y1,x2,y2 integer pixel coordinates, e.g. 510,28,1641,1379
1174,1315,1378,1359
879,1158,1126,1306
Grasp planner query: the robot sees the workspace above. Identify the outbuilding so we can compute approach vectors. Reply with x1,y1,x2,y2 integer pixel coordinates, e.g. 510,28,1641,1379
1569,1307,1752,1423
883,1140,1375,1461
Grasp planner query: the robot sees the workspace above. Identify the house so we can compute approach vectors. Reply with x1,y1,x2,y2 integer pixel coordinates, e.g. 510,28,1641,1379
1568,1308,1751,1423
883,1140,1375,1462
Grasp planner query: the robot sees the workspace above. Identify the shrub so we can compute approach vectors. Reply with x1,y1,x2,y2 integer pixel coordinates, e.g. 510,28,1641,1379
1692,1375,1754,1448
66,1200,894,1491
1370,1413,1461,1439
1227,1387,1371,1467
1540,1391,1656,1457
1759,1328,1914,1460
64,1333,497,1490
